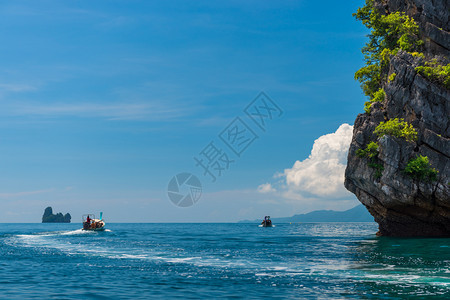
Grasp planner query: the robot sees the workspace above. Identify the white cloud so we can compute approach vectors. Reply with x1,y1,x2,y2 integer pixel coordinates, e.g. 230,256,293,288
283,123,353,198
257,183,275,193
251,123,359,215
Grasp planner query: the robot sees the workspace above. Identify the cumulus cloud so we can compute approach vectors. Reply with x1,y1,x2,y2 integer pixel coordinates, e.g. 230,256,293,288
257,183,276,193
283,123,353,198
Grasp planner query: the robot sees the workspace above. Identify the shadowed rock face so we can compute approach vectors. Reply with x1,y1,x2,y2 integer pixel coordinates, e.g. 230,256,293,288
345,0,449,237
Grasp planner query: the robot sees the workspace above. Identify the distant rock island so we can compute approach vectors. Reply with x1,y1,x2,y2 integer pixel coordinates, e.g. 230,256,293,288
239,205,374,223
42,207,71,223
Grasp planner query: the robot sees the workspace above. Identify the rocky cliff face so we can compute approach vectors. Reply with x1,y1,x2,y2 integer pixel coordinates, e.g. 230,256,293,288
377,0,450,57
345,0,450,236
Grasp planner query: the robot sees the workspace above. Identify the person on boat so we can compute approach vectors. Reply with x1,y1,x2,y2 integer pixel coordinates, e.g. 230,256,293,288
82,216,91,230
262,216,267,226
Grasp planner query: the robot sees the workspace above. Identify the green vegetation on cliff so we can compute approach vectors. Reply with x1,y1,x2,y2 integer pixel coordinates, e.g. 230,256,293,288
356,117,419,180
415,60,450,89
356,141,379,159
405,155,438,182
357,141,384,179
374,118,418,142
355,0,449,107
364,88,385,113
388,73,396,82
354,0,423,103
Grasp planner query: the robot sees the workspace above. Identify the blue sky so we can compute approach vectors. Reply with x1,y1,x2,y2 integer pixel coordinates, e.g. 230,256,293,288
0,0,368,222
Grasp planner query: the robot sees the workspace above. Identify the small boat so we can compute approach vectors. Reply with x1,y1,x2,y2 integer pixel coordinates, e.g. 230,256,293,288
260,216,273,227
82,212,105,231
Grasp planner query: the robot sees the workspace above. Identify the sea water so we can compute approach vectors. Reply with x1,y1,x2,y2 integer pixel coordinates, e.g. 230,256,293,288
0,223,449,299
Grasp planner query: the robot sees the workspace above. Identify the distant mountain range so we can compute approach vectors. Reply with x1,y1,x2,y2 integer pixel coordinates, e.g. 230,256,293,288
239,204,374,223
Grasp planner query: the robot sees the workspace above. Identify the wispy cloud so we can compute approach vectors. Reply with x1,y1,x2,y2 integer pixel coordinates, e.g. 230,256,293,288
1,4,101,18
0,188,54,199
2,101,191,121
257,183,276,193
0,83,37,93
98,16,134,29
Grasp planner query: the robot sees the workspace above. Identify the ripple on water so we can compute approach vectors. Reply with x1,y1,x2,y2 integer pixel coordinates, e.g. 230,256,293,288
0,223,449,299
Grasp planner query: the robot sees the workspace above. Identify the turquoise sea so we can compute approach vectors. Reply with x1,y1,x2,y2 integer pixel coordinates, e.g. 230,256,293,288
0,223,449,299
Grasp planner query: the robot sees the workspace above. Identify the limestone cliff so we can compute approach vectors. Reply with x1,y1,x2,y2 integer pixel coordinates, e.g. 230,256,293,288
345,0,449,236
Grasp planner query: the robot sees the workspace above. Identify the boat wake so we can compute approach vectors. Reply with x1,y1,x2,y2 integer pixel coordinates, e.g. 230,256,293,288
6,230,283,272
60,229,92,235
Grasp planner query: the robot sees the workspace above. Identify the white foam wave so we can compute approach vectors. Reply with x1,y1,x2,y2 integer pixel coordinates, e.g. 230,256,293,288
6,231,331,275
54,229,97,236
166,257,200,263
11,232,277,270
5,233,366,277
